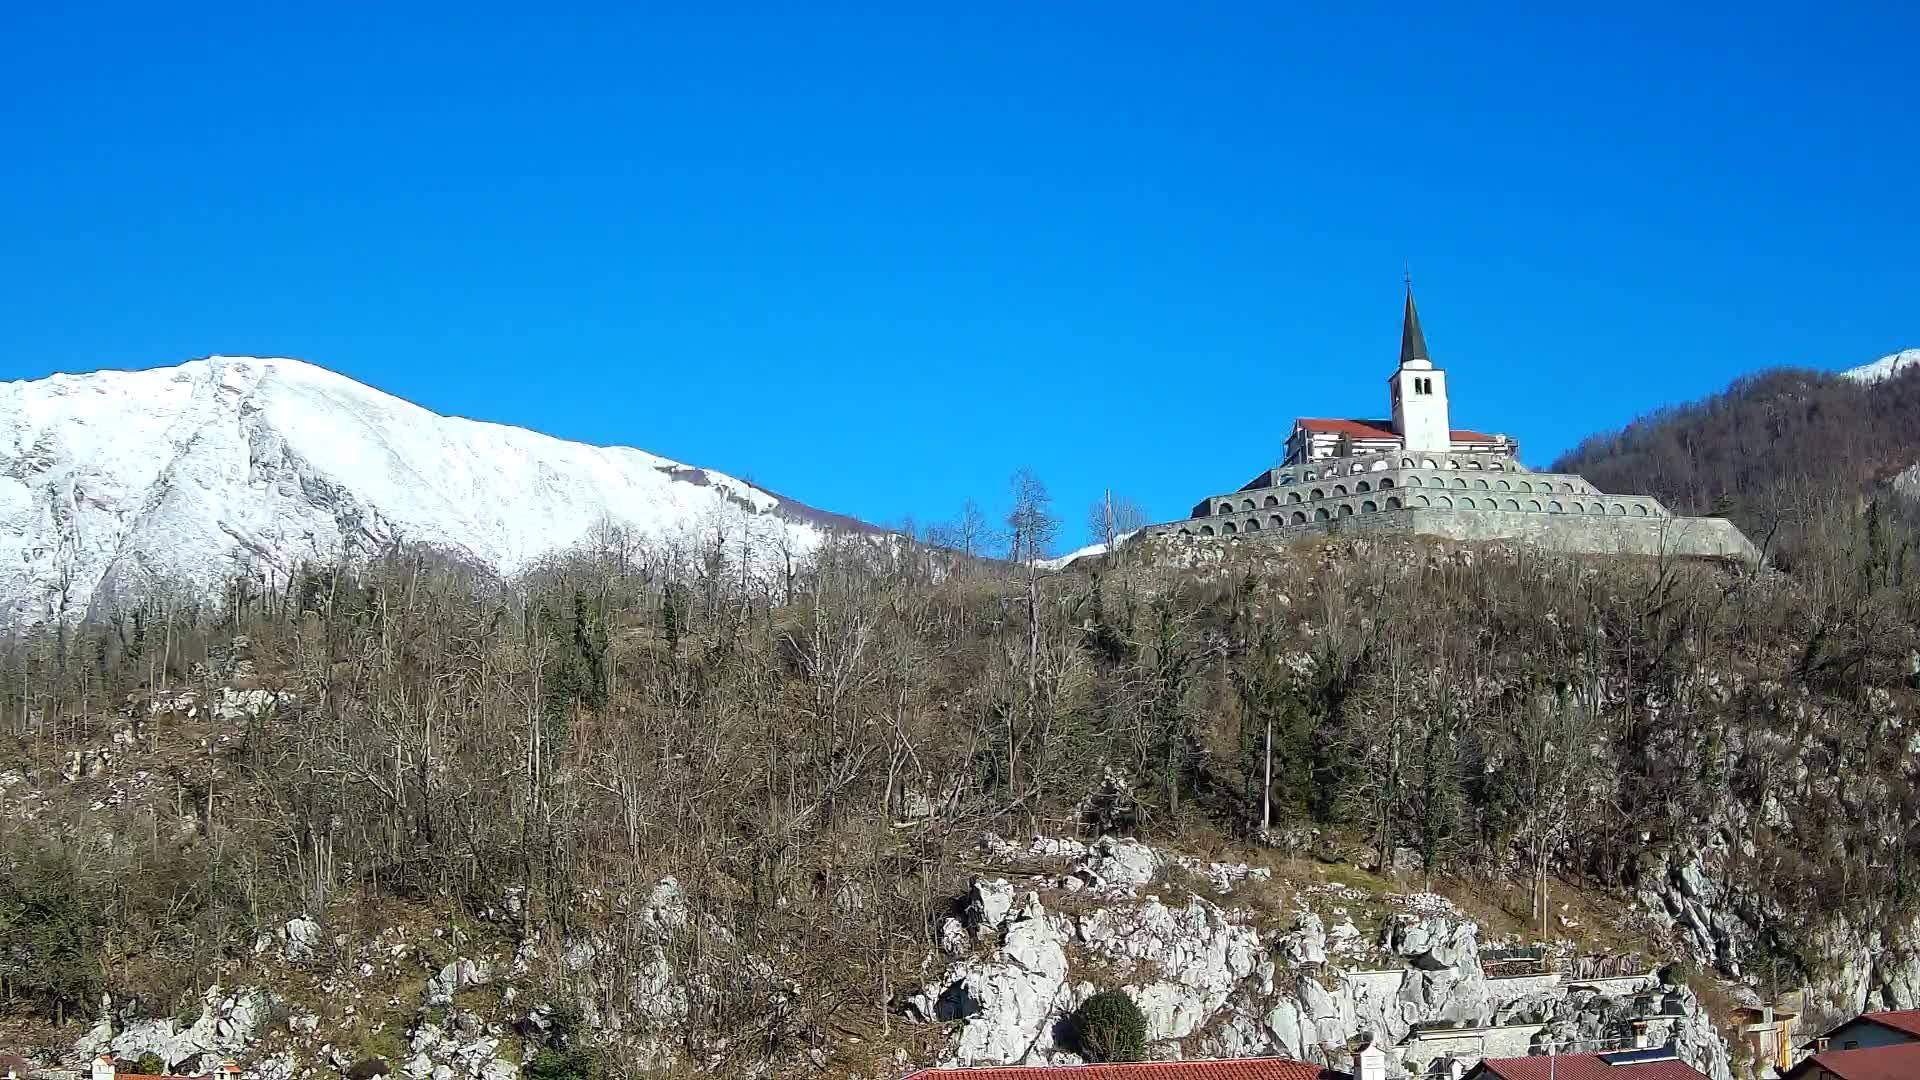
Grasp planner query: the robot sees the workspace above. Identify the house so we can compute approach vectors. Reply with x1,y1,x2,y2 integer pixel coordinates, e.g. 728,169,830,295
898,1058,1350,1080
1728,1003,1799,1074
1782,1041,1920,1080
1464,1047,1710,1079
1810,1009,1920,1053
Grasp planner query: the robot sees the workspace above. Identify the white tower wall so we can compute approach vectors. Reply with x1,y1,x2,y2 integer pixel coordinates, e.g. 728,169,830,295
1390,364,1451,452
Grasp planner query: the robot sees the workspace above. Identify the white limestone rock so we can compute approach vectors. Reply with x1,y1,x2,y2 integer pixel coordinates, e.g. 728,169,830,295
906,897,1074,1065
1075,836,1162,894
79,986,278,1069
967,878,1016,939
1283,912,1329,966
282,915,322,962
1078,895,1269,1041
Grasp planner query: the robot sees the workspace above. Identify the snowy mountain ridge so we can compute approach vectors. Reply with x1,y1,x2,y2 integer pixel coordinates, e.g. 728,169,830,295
1841,348,1920,382
0,356,855,622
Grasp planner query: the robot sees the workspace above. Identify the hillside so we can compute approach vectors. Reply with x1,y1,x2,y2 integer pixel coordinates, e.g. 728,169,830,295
0,357,867,626
1551,351,1920,560
4,356,1920,1080
2,496,1918,1078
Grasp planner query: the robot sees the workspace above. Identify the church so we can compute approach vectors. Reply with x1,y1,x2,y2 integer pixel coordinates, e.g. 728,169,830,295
1136,287,1758,561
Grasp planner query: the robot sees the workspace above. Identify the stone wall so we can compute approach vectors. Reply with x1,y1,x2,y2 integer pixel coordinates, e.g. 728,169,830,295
1139,505,1758,562
1151,448,1755,561
1401,1022,1548,1068
1485,972,1565,1005
1191,471,1667,534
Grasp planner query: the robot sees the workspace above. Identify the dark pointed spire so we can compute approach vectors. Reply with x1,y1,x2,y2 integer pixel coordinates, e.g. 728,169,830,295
1399,278,1430,367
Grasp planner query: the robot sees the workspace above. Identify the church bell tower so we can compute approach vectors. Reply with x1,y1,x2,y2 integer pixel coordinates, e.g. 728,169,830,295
1388,283,1452,452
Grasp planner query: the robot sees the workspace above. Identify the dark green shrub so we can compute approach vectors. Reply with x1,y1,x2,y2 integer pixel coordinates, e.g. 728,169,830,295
1072,989,1147,1062
523,1047,597,1080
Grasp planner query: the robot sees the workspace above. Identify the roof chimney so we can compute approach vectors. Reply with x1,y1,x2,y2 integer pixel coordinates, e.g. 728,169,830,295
92,1056,116,1080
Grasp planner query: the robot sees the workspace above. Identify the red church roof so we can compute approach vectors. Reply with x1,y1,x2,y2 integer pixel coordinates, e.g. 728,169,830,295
1292,418,1500,443
1295,418,1398,439
900,1060,1343,1080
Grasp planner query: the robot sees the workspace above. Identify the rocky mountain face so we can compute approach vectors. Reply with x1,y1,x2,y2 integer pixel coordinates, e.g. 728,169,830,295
907,836,1731,1079
62,825,1743,1080
0,357,851,624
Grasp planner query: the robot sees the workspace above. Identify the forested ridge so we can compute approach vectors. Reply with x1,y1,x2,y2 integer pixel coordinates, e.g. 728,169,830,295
3,375,1920,1074
1555,362,1920,559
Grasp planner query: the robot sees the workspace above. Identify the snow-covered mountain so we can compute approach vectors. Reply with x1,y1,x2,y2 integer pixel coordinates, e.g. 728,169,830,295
1842,348,1920,382
0,357,862,622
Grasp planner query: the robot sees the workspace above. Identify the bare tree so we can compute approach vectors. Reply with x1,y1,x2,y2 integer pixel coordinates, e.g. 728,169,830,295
1086,491,1149,548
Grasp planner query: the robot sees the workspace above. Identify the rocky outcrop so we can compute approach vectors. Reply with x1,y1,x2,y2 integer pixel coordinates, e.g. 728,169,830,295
904,837,1733,1079
905,882,1077,1064
80,986,278,1070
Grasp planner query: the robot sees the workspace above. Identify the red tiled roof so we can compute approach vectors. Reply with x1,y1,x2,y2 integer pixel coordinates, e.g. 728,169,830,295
901,1060,1343,1080
1292,418,1501,444
1786,1041,1920,1079
1295,418,1398,439
1471,1052,1707,1080
1858,1009,1920,1038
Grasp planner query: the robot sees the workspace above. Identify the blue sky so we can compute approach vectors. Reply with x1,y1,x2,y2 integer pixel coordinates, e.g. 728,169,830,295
3,2,1915,548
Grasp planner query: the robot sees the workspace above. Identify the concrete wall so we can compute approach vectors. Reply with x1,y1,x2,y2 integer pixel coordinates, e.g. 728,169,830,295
1573,974,1658,996
1399,1022,1548,1076
1193,455,1668,541
1140,506,1758,562
1148,449,1757,562
1484,972,1563,1005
